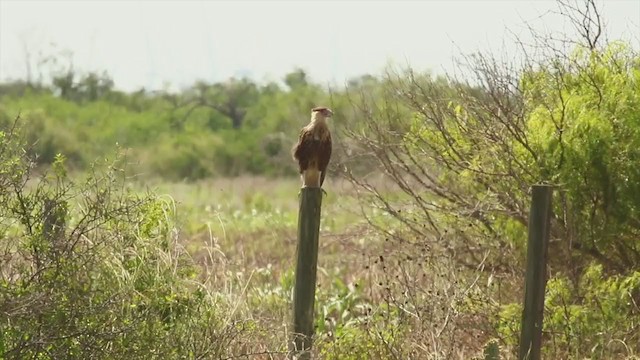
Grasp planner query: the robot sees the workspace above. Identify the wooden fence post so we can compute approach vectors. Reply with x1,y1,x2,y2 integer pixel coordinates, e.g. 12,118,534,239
519,185,553,360
290,187,323,359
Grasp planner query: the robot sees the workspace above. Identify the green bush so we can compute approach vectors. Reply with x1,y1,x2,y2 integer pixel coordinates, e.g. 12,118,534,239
317,322,407,360
0,123,237,359
142,131,223,180
496,263,640,358
524,42,640,271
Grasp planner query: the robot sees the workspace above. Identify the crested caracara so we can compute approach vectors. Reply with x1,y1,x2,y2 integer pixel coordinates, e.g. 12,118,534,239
292,106,333,188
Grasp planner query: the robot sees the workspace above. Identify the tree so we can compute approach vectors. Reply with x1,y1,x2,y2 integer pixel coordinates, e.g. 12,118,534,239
52,69,75,100
285,68,309,90
181,78,259,129
77,71,114,101
342,0,639,274
338,1,640,356
51,69,114,103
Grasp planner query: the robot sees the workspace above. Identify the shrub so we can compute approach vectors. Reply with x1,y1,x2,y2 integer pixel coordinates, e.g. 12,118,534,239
0,120,237,359
142,131,223,181
341,3,640,358
496,263,640,358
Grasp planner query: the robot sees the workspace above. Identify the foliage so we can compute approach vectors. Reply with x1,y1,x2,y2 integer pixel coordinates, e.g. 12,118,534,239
340,2,640,358
0,68,359,181
343,25,640,271
0,122,241,359
497,263,640,359
317,321,407,360
525,42,640,271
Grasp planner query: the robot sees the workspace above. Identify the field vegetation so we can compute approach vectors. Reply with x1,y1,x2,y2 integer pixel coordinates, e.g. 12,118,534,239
1,1,639,359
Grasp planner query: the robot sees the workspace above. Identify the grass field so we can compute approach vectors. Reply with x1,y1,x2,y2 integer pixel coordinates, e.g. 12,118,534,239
147,176,368,266
5,156,638,359
127,175,518,358
136,176,400,355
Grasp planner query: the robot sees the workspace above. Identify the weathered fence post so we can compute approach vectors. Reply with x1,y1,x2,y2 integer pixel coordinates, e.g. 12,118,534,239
290,187,323,359
519,185,553,360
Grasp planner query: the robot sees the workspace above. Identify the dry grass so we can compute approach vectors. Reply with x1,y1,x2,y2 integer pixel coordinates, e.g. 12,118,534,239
118,175,502,358
106,174,640,359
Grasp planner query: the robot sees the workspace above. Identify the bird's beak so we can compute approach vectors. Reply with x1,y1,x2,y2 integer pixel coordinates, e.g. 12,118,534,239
326,109,334,118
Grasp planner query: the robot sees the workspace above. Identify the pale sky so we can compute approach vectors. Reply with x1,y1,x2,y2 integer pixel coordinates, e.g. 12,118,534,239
1,0,638,92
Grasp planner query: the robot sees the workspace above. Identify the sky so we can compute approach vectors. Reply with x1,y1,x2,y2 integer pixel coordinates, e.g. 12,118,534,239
0,0,638,92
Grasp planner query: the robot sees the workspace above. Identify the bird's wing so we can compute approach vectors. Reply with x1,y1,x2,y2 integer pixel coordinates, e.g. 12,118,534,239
293,129,315,173
318,131,332,186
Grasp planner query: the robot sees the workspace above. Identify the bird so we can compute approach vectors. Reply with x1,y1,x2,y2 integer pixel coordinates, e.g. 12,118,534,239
292,106,333,189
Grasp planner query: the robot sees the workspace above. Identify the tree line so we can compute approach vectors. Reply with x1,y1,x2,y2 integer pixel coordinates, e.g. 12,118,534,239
0,67,374,180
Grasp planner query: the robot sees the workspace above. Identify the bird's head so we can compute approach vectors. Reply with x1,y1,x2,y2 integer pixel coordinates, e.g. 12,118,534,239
311,106,333,122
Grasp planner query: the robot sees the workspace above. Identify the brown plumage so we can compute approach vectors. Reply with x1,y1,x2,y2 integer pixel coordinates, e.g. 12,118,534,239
292,106,333,188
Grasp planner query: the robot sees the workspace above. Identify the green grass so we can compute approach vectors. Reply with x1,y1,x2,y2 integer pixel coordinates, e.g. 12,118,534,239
139,176,368,266
123,176,416,351
118,176,507,358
